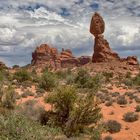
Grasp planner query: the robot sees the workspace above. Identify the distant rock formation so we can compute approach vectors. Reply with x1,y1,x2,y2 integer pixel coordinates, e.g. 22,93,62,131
90,12,139,65
31,44,91,70
0,61,6,69
31,44,61,70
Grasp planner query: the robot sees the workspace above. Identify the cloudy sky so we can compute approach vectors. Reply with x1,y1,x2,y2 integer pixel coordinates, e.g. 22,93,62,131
0,0,139,66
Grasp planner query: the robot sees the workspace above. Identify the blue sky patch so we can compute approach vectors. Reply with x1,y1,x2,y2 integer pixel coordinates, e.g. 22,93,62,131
90,2,99,10
60,8,70,16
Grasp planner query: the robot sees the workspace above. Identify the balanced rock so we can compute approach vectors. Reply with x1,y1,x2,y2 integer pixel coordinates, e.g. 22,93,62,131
90,12,105,36
90,12,120,62
90,12,139,65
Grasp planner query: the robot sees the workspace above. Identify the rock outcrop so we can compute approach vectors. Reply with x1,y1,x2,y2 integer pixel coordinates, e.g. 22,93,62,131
31,44,91,70
90,12,120,62
0,61,6,69
32,44,61,70
90,12,139,65
122,56,139,65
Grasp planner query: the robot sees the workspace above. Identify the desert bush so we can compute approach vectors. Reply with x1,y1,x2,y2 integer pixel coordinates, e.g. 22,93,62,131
104,135,113,140
45,86,77,126
105,100,113,107
125,92,132,96
35,88,46,98
75,69,101,91
13,69,31,83
21,90,34,98
117,96,127,105
66,74,75,85
0,71,3,82
125,71,132,79
124,73,140,87
12,65,20,69
18,100,46,122
91,127,102,140
123,112,139,122
123,79,133,87
0,112,62,140
39,71,57,91
0,69,12,82
133,73,140,86
103,72,113,82
0,86,16,109
56,68,72,79
105,120,121,133
112,92,120,97
135,97,140,103
135,105,140,112
45,86,102,137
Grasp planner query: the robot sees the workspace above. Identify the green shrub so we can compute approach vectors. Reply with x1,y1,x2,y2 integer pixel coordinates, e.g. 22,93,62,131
46,86,102,137
123,79,133,87
125,72,132,79
0,86,16,109
117,96,127,105
105,100,113,107
104,135,113,140
21,90,34,98
135,105,140,112
12,65,20,69
112,92,120,97
0,69,12,82
18,100,46,122
135,97,140,103
103,72,113,82
0,112,62,140
0,71,3,82
75,69,101,91
125,73,140,86
13,69,31,83
39,71,57,91
133,73,140,86
91,127,102,140
56,69,72,79
46,86,77,126
66,75,75,85
106,120,121,133
123,112,139,122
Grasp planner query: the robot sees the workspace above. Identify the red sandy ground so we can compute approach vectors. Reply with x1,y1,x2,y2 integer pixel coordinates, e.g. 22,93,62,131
16,84,140,140
102,85,140,140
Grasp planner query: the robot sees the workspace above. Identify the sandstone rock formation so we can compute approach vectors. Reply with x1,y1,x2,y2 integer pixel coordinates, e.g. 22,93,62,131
32,44,61,70
0,61,6,69
90,12,120,62
31,44,91,70
122,56,139,65
90,12,139,65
